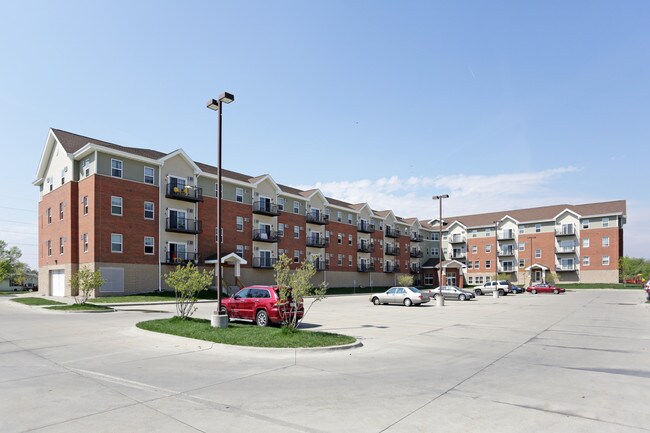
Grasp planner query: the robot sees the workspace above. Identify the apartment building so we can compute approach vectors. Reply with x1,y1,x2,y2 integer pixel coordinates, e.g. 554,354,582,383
34,129,626,296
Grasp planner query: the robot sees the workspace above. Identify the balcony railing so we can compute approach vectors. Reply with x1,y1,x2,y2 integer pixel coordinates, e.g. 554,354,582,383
498,266,516,273
556,245,576,253
306,213,329,225
252,201,280,216
498,231,516,240
385,246,400,256
357,263,375,272
497,249,515,257
410,249,423,258
384,264,397,273
555,225,576,236
410,264,421,274
385,227,400,238
410,233,424,242
306,237,329,248
312,260,329,271
165,183,203,202
357,221,376,233
252,229,279,243
357,242,375,253
166,217,202,234
555,264,579,272
252,257,277,269
164,251,199,265
451,252,466,259
450,235,466,244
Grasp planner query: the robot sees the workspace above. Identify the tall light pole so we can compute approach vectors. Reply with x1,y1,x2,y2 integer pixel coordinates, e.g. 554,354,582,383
493,220,500,298
433,194,449,307
527,235,536,287
207,92,234,328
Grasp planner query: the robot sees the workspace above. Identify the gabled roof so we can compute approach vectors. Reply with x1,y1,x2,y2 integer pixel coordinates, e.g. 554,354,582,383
53,128,166,160
158,149,202,174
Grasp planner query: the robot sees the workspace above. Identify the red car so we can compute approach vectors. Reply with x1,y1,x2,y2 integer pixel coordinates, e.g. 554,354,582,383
526,283,565,294
220,285,303,327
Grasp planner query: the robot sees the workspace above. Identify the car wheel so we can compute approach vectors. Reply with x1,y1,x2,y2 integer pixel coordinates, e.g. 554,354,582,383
219,307,230,321
531,289,537,294
372,297,381,305
498,289,504,296
475,289,482,296
404,298,413,307
459,294,466,301
553,289,559,294
256,309,269,327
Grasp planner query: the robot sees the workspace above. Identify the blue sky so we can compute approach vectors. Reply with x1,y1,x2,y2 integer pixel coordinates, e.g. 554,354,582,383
1,1,649,269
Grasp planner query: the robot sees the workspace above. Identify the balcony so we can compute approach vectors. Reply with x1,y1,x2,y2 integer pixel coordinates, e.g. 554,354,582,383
498,231,516,240
451,252,466,259
357,263,375,272
555,225,577,236
165,183,202,203
252,257,277,269
166,217,202,234
497,249,516,257
312,260,329,271
498,266,516,273
306,237,329,248
410,233,424,242
384,264,397,273
385,246,400,256
385,227,400,238
556,245,576,254
450,235,466,244
357,242,375,253
306,212,329,225
164,251,199,265
410,249,423,258
556,264,579,272
252,229,279,243
252,201,280,216
410,264,421,274
357,221,376,233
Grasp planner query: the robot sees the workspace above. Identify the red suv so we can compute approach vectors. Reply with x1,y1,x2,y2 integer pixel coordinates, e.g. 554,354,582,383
220,285,303,327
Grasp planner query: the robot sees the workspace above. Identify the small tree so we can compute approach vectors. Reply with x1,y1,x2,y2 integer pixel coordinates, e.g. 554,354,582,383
546,272,557,284
274,254,327,330
619,256,634,287
397,274,414,287
165,263,214,319
70,266,106,304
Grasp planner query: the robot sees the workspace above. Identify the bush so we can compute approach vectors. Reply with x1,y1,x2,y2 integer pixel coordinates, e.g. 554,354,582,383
397,274,414,286
164,263,214,319
70,267,106,304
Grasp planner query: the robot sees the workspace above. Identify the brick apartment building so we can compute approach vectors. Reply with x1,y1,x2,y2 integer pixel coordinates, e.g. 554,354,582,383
33,129,626,296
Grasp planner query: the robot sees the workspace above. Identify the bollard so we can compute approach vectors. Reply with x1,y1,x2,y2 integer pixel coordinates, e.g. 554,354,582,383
211,310,229,328
493,290,500,299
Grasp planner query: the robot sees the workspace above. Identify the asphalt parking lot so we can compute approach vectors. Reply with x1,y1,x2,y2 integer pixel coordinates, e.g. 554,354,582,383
1,290,649,433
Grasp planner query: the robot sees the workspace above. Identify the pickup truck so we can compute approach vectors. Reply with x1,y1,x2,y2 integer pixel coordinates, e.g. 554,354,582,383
473,280,511,296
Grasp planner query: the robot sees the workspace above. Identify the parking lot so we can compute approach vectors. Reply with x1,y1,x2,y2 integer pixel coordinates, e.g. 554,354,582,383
1,290,649,432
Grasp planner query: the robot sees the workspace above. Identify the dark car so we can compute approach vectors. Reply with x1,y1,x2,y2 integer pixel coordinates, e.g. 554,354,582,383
510,284,524,294
220,285,303,326
526,284,565,294
428,285,475,301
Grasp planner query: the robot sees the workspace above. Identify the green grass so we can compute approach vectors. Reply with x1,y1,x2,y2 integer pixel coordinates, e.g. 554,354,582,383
11,297,66,306
560,283,641,289
91,290,225,303
137,317,357,348
46,303,113,311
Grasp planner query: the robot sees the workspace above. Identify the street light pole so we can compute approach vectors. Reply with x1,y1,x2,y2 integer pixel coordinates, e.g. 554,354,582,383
207,92,235,328
432,194,449,307
493,220,499,298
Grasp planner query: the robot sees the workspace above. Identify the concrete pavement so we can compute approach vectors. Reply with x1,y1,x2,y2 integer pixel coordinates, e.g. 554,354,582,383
1,290,648,432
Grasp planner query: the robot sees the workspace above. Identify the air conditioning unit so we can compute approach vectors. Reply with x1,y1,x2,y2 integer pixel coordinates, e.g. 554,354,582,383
187,176,194,182
244,246,250,251
254,219,259,224
64,166,68,172
187,240,194,245
300,227,304,231
46,177,52,184
255,192,259,197
254,247,259,251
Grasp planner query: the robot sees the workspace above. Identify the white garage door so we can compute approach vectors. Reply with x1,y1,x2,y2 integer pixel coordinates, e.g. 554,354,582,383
50,270,65,297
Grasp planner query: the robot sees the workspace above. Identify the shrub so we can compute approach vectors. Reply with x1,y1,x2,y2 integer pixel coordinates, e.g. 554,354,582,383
164,263,214,319
70,266,106,304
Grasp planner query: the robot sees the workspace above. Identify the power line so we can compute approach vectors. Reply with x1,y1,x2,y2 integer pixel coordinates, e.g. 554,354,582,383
0,229,37,236
0,206,37,213
4,242,38,247
0,219,38,226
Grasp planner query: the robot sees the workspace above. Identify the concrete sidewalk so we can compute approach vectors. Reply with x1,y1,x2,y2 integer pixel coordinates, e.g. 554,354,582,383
1,290,649,432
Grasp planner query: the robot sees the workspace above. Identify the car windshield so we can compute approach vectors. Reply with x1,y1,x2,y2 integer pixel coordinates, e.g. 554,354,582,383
409,287,421,293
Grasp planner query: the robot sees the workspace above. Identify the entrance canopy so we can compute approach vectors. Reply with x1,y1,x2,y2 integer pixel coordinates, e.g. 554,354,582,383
205,253,247,277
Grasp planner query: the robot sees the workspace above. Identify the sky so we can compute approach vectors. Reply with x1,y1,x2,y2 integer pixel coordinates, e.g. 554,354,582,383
1,1,649,270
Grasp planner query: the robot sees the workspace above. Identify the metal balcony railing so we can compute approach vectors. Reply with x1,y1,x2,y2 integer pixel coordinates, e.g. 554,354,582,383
252,201,279,216
357,221,376,233
498,231,516,240
384,264,396,273
306,213,329,225
357,242,375,253
312,260,329,271
166,217,202,234
556,245,577,253
164,251,199,265
252,229,279,242
252,257,277,268
410,249,423,258
306,237,329,248
385,227,400,238
165,183,202,202
450,235,466,244
357,263,375,272
555,225,576,236
497,249,516,257
410,265,421,274
555,264,579,272
451,252,466,259
385,246,400,256
410,233,424,242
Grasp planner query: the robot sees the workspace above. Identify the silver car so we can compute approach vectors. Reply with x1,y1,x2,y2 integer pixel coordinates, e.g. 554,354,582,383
370,286,430,306
429,285,475,301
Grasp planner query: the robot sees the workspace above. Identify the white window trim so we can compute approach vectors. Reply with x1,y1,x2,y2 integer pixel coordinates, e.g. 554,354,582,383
111,233,123,253
111,158,123,178
111,196,123,216
144,166,155,185
144,201,155,220
144,236,155,255
236,188,244,202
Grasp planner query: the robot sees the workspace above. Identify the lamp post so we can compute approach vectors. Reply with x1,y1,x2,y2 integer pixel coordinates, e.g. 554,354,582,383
432,194,449,307
527,235,536,287
207,92,235,328
493,220,500,298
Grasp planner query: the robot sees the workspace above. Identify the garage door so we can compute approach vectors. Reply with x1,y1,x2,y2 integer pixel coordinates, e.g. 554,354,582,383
50,270,65,297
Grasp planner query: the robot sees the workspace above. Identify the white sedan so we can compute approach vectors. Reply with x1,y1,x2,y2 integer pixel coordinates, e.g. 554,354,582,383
370,286,430,306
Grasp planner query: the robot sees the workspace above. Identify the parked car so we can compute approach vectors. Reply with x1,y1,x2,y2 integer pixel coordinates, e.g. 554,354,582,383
428,285,475,301
526,284,565,294
644,281,650,301
510,284,524,294
220,285,303,327
473,280,511,296
370,286,430,306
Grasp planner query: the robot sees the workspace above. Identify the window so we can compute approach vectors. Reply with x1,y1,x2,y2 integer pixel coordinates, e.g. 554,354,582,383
535,248,541,259
467,261,473,269
349,255,353,266
602,255,610,266
474,260,480,269
485,244,491,253
60,168,65,185
144,167,155,184
47,240,52,256
293,201,300,213
471,245,477,254
111,159,123,178
236,245,244,258
84,159,90,176
215,183,221,197
519,242,525,251
59,237,65,255
347,214,353,224
82,233,89,253
470,230,477,238
236,216,244,231
83,196,89,215
111,234,123,253
583,256,590,266
535,224,541,233
111,196,123,216
485,276,491,282
277,198,285,211
348,234,353,246
518,227,524,234
485,229,490,237
582,219,589,229
602,236,610,247
485,260,491,269
47,208,52,224
144,237,154,254
433,247,439,256
467,276,474,284
278,224,284,237
59,202,64,220
337,211,342,222
337,254,343,266
235,188,243,202
294,226,300,239
476,276,484,284
602,218,609,228
338,233,343,244
432,233,439,241
583,238,590,248
519,259,525,268
144,202,154,220
424,273,434,285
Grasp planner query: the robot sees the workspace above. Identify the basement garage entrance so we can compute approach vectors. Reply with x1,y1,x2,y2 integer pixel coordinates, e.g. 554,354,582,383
50,270,65,296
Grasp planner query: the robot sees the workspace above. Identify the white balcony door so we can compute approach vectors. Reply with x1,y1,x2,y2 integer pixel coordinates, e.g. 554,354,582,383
260,250,271,267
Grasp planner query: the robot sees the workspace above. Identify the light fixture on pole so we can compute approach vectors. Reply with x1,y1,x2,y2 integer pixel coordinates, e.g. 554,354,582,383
207,92,235,328
493,220,500,298
432,194,449,307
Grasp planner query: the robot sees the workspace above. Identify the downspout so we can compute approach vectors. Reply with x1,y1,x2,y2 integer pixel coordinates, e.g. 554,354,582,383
158,166,162,292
